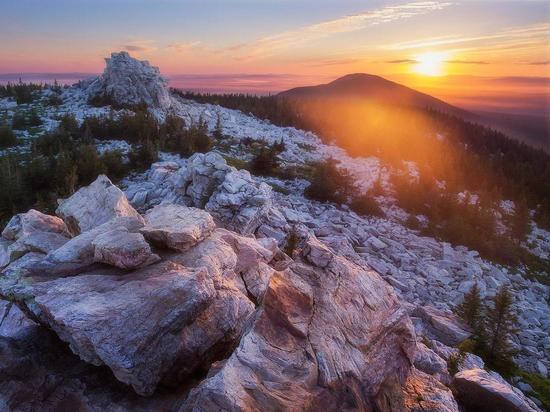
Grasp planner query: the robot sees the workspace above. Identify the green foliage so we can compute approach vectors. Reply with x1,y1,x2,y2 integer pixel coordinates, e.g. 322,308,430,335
101,150,127,180
447,351,465,376
11,111,27,130
0,82,42,104
519,371,550,410
249,140,285,177
304,158,355,205
392,173,538,268
130,140,158,170
405,215,421,230
161,117,212,157
455,283,485,340
455,285,519,378
47,93,63,106
349,194,384,217
0,125,17,148
77,145,107,185
484,286,518,376
28,109,42,127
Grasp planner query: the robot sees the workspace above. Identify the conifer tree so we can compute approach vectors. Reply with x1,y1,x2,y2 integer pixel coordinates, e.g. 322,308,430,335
213,114,223,140
485,285,518,374
456,283,485,342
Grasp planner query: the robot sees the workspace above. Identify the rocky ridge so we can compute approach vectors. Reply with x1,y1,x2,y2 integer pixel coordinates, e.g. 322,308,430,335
0,51,547,411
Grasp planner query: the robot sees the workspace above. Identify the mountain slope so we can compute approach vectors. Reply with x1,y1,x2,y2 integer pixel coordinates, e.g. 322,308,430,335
278,73,472,118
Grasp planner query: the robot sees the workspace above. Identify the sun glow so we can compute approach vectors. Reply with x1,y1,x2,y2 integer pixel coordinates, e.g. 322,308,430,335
413,51,449,76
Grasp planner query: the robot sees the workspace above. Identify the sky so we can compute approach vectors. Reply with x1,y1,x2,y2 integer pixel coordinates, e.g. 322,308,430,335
1,0,549,114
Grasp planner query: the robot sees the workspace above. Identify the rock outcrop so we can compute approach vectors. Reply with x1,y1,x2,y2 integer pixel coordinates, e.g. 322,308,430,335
85,51,171,109
140,204,215,251
181,236,417,410
57,175,143,235
453,368,540,412
125,155,273,235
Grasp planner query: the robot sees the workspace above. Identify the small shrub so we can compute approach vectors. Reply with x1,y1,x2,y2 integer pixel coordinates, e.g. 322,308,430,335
350,194,384,217
101,150,127,181
284,229,300,257
47,93,63,106
11,111,27,130
304,159,355,205
28,109,42,127
447,351,465,376
130,140,158,170
0,125,17,148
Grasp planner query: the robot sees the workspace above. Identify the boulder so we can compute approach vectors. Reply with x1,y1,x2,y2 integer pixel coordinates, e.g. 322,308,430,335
453,368,540,412
2,227,258,397
56,175,143,235
403,369,459,412
0,239,11,268
413,306,471,346
173,152,232,208
1,261,216,396
5,231,69,263
27,216,145,276
1,209,69,241
92,228,160,270
206,169,272,235
414,342,448,377
180,236,416,410
0,320,178,411
84,51,171,109
141,204,215,251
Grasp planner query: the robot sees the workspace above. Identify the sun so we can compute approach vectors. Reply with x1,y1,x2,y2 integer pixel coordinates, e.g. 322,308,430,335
413,51,449,76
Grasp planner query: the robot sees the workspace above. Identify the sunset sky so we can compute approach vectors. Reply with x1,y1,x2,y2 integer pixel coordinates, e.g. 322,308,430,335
1,0,549,114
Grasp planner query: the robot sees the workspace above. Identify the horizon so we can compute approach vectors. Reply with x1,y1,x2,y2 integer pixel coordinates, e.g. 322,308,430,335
1,0,549,116
1,69,548,116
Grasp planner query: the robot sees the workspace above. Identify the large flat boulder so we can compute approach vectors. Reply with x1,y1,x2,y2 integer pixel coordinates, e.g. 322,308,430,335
1,210,71,267
453,368,540,412
413,306,471,346
56,175,143,235
2,261,216,396
181,236,416,410
92,228,160,270
140,204,215,251
2,209,69,241
26,216,145,277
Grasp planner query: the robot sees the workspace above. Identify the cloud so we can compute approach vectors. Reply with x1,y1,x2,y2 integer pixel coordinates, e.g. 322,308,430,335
385,23,550,50
446,59,488,64
167,41,203,53
119,39,157,53
387,59,418,64
235,1,453,60
305,57,362,67
528,60,550,65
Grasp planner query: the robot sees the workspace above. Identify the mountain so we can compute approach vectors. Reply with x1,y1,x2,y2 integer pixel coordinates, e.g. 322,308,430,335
279,73,472,118
279,73,549,152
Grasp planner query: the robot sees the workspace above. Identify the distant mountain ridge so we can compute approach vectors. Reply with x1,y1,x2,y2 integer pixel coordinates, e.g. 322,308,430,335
279,73,549,151
278,73,472,118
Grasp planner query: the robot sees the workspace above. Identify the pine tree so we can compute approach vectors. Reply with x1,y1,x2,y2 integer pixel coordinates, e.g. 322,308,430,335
485,285,518,374
456,283,485,341
213,114,223,139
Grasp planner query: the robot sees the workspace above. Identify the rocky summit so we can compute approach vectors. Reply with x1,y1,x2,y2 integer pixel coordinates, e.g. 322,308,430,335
0,52,547,412
84,51,171,110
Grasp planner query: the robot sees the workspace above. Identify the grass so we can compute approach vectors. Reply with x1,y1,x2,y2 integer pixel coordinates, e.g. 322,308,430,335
519,371,550,410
